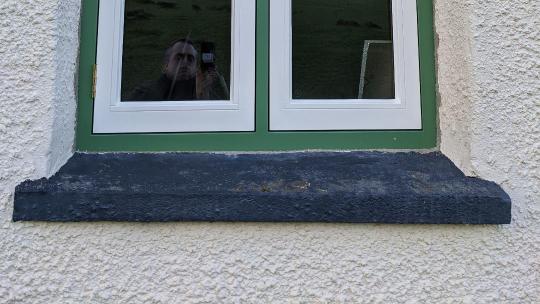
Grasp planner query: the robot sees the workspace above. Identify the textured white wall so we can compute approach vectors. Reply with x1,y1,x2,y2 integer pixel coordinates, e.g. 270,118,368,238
1,0,539,303
0,0,78,185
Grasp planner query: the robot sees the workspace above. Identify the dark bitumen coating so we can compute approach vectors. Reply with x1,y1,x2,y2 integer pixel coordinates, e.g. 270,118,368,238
13,152,511,224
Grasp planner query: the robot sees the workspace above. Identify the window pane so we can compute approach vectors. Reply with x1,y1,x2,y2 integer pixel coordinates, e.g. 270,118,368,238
292,0,394,99
121,0,231,101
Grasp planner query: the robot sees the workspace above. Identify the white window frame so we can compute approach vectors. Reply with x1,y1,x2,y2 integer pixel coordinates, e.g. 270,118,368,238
269,0,422,130
93,0,256,133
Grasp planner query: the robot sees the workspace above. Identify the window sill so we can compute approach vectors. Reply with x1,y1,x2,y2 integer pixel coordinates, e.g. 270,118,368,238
13,152,511,224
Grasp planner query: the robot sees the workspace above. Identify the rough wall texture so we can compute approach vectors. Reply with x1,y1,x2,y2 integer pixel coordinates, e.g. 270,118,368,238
436,0,475,175
0,0,539,303
0,0,78,185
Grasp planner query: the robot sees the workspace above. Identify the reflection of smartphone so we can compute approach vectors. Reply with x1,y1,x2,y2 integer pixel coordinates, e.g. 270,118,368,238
200,42,216,72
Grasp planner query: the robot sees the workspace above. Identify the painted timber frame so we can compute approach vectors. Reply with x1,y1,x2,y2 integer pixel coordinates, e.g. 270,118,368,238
76,0,437,151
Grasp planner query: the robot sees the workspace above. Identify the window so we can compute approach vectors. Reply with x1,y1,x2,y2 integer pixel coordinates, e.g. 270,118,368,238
13,0,511,224
14,0,513,225
77,0,436,151
270,0,421,130
94,0,255,133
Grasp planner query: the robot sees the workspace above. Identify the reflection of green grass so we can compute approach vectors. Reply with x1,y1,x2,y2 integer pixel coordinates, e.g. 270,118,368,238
293,0,393,99
121,0,231,99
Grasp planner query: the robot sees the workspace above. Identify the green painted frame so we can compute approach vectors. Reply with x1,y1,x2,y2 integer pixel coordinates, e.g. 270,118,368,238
76,0,437,151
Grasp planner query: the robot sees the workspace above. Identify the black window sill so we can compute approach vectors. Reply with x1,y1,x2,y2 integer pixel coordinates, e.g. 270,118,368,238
13,152,511,224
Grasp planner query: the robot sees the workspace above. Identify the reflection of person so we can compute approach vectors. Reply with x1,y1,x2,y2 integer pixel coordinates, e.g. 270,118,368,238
128,39,229,101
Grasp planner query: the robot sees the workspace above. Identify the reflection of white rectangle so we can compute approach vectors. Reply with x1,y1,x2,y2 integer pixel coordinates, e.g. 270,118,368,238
93,0,256,133
269,0,421,130
358,40,393,99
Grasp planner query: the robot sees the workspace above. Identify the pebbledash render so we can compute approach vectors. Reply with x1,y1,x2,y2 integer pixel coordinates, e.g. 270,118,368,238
1,0,539,303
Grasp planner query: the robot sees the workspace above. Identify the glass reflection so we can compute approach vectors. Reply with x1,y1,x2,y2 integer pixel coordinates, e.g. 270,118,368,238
292,0,394,99
121,0,231,101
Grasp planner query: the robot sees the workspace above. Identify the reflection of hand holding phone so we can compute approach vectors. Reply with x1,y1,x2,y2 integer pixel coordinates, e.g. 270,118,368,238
198,41,218,98
200,41,216,73
197,41,229,100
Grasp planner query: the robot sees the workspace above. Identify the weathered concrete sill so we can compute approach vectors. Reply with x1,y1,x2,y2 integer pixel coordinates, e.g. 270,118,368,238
13,152,511,224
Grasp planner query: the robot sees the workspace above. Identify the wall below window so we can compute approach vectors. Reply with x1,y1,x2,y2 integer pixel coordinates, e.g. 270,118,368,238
1,0,539,302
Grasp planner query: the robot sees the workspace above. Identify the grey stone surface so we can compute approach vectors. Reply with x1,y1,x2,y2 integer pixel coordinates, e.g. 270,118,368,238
14,152,511,224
